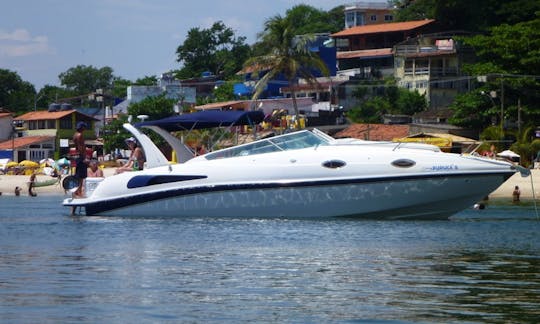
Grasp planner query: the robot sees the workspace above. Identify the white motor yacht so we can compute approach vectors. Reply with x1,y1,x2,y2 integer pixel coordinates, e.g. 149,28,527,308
64,111,520,219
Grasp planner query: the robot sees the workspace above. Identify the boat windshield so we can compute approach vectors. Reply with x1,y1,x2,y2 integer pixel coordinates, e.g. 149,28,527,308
205,130,331,160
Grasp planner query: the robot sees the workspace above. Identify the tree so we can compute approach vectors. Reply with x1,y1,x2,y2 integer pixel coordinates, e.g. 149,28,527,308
213,81,236,102
395,88,427,115
101,114,131,154
347,96,391,123
477,125,505,155
462,16,540,76
111,77,132,100
448,92,494,129
36,85,74,110
0,69,36,114
250,5,343,57
246,14,330,122
326,6,346,33
393,0,437,22
284,4,343,35
128,94,175,121
175,21,251,80
134,76,157,86
59,65,115,94
509,126,540,167
461,14,540,129
346,86,426,123
392,0,540,32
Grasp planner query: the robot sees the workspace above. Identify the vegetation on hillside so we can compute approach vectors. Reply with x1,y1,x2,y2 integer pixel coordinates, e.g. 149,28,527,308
1,1,538,156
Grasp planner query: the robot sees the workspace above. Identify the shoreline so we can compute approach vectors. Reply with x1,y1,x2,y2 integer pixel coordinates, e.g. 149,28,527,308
488,169,540,200
0,168,116,197
1,168,539,202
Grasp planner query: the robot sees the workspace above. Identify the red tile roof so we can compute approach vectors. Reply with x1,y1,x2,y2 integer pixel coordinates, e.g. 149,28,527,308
0,136,55,150
334,123,410,141
15,110,98,121
0,112,13,118
16,110,75,120
331,19,435,37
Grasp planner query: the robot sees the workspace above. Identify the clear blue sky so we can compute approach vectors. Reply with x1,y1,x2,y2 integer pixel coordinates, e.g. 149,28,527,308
0,0,375,90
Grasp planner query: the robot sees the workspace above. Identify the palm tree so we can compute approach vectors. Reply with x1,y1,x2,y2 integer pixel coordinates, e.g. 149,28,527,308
245,14,330,125
510,126,540,167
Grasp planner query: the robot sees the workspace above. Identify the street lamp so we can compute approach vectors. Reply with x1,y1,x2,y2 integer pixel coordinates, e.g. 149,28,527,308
34,92,44,111
481,90,502,129
11,120,17,161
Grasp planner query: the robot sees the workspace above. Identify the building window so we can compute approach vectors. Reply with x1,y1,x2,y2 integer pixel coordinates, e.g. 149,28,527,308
319,92,330,101
345,12,355,28
59,118,73,130
346,11,365,27
370,15,377,21
416,81,427,89
384,15,393,21
356,12,365,25
338,87,346,99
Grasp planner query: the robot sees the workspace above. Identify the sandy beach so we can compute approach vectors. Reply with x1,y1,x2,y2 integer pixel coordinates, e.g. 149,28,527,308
1,168,539,201
489,169,540,200
0,168,116,197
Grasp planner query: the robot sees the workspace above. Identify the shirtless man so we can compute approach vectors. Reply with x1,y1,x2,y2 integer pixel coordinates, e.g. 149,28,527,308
73,121,88,197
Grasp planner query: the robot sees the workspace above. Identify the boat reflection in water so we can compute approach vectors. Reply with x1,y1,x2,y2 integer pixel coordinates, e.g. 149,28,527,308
64,111,520,219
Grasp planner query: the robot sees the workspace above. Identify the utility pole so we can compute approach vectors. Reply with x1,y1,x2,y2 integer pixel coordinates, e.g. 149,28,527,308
500,77,504,130
518,97,521,134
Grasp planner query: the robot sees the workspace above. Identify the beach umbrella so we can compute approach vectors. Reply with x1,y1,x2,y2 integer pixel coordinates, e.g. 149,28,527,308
40,158,55,165
56,157,70,166
19,160,39,168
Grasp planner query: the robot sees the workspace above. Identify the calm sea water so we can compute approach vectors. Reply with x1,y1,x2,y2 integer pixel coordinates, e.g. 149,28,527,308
0,195,539,323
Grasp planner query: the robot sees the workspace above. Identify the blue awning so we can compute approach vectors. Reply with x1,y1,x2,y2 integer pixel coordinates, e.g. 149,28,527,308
233,83,253,96
135,110,265,131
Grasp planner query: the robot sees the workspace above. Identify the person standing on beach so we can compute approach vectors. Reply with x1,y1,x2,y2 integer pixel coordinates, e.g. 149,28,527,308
512,185,521,202
73,121,88,197
28,173,37,197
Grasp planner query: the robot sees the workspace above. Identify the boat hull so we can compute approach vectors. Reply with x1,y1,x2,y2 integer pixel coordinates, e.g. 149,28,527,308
67,172,512,220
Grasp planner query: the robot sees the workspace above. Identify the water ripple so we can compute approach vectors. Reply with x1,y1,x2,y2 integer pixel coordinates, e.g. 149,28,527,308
0,196,539,322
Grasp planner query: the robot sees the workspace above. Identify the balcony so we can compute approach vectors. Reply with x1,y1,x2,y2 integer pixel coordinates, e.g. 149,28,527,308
394,44,456,57
404,67,459,77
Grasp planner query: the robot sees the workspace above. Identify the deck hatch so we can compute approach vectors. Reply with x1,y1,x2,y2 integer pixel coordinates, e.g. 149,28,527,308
322,159,346,169
391,159,416,168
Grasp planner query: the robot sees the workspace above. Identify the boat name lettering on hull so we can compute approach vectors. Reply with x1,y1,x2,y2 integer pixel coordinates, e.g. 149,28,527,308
429,165,458,171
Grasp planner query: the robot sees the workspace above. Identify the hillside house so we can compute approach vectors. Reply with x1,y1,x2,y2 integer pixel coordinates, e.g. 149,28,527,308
331,19,436,79
393,33,475,108
3,110,99,161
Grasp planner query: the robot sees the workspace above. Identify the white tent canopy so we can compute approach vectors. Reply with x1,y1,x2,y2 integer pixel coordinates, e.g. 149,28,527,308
497,150,520,158
497,150,520,162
